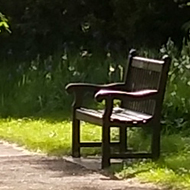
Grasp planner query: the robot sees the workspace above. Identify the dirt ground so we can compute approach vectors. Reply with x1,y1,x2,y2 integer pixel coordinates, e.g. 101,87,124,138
0,141,164,190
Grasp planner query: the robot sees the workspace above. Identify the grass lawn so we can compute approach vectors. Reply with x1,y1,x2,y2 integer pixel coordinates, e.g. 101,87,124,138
0,115,190,190
0,115,102,156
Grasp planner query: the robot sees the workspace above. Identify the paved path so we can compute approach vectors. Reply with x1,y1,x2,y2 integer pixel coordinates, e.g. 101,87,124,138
0,141,162,190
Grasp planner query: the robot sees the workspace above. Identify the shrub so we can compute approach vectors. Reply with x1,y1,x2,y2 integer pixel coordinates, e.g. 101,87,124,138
161,38,190,133
0,50,124,117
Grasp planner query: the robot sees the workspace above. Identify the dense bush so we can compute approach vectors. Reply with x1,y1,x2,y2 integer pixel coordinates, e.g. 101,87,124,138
0,0,190,60
161,39,190,133
0,50,120,117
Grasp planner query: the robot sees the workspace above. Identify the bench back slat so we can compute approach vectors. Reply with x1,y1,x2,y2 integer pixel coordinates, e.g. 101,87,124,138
122,50,171,115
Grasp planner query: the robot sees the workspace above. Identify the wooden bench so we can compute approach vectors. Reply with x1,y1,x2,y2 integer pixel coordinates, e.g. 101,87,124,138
65,49,171,169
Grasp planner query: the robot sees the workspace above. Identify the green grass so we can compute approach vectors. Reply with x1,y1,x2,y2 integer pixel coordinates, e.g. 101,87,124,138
0,115,101,156
112,134,190,190
116,161,190,190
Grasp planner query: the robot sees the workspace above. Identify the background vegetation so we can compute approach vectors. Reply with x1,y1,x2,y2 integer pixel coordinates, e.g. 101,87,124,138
0,0,190,120
1,0,190,59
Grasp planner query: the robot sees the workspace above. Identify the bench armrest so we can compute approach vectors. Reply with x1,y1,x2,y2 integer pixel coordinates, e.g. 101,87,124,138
95,89,158,102
65,82,126,94
65,82,126,108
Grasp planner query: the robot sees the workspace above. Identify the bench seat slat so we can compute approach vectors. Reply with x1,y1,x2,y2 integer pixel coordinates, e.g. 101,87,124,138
76,107,152,126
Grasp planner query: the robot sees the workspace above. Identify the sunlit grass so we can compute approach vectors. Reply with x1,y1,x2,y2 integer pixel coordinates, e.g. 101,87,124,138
0,117,101,156
129,160,190,190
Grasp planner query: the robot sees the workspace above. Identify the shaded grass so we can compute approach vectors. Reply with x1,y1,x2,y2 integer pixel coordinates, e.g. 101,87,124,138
111,134,190,190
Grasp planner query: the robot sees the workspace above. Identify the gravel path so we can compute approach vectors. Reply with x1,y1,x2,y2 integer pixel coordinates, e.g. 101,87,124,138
0,141,163,190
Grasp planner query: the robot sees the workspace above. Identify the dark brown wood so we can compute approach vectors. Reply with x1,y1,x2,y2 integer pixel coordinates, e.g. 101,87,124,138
76,107,152,125
111,152,152,159
71,96,81,157
66,82,126,100
101,98,113,168
72,118,80,157
66,49,171,169
151,120,161,160
95,89,158,102
80,142,121,147
119,125,127,153
102,122,111,168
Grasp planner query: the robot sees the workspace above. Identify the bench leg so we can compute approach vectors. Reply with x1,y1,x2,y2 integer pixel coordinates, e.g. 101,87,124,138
72,118,80,157
102,124,111,169
119,125,127,153
151,124,160,160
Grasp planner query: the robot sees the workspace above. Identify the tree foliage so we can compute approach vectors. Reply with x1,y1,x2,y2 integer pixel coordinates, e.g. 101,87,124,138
0,0,190,58
0,12,10,33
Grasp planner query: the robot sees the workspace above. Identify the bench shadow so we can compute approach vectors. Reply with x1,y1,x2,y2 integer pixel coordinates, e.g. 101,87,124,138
32,156,96,177
36,156,124,180
1,154,126,179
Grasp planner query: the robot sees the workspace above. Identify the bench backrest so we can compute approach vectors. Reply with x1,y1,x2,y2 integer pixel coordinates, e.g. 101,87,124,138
122,49,171,115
